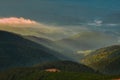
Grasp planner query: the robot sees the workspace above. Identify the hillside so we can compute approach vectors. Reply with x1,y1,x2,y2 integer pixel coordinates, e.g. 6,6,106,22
0,31,61,71
0,63,119,80
25,36,72,60
34,61,96,73
81,45,120,74
0,61,118,80
0,71,116,80
56,31,117,60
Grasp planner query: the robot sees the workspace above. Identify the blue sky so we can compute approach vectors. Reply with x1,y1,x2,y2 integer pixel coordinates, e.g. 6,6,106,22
0,0,120,25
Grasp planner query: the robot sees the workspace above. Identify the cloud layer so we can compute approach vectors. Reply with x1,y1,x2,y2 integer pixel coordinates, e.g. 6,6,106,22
0,17,39,27
86,19,120,27
0,17,119,43
0,17,83,40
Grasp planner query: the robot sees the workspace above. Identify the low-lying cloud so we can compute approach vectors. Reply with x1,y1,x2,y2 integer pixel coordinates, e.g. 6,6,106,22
86,19,120,27
0,17,119,43
76,50,93,56
0,17,38,26
0,17,84,40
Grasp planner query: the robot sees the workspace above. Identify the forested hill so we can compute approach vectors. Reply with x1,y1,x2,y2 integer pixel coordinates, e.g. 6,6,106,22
0,30,60,71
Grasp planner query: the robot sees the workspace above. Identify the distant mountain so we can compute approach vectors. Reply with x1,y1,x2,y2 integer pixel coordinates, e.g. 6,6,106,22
57,32,117,50
25,36,73,61
24,36,59,50
81,45,120,75
0,31,61,71
26,36,89,62
55,31,117,61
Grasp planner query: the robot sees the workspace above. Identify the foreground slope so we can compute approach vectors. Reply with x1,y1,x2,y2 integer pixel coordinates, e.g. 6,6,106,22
0,71,116,80
0,60,118,80
81,45,120,74
34,61,96,73
0,31,60,71
0,61,116,80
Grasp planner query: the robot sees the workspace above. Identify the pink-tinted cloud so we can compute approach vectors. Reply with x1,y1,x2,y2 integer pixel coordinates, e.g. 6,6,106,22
0,17,38,26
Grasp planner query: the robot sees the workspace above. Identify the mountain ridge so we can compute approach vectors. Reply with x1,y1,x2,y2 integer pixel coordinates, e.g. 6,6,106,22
0,30,61,71
81,45,120,75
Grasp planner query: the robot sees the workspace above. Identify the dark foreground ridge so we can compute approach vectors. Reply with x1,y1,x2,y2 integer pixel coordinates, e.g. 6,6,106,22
0,61,119,80
0,30,60,71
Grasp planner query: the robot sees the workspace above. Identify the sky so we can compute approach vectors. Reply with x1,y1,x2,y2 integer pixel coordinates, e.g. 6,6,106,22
0,0,120,25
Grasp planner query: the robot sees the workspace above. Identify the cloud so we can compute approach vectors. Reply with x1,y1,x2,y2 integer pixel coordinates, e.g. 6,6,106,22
76,50,93,56
0,17,118,41
0,17,86,40
86,19,120,27
94,20,103,26
0,17,38,26
86,20,103,26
